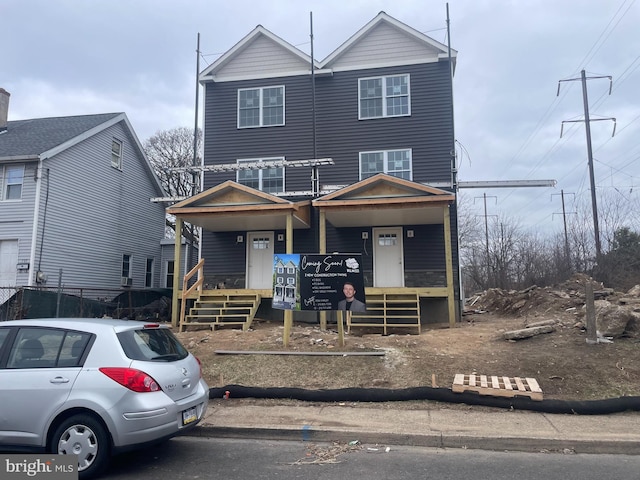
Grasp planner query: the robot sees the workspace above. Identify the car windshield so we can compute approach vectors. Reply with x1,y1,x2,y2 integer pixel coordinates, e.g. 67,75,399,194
117,327,188,362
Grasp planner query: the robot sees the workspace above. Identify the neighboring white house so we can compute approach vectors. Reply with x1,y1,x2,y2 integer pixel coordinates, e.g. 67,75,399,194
0,88,167,302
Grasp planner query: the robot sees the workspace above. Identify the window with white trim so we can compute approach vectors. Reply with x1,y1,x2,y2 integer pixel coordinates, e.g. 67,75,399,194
237,158,285,194
2,164,24,200
122,254,132,279
165,260,174,288
359,149,412,180
145,258,154,288
359,74,410,119
111,139,122,169
238,86,284,128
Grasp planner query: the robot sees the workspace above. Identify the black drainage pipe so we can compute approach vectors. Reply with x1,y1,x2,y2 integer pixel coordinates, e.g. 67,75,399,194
209,385,640,415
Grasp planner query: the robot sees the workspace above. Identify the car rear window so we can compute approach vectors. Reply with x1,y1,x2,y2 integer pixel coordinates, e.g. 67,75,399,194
117,327,188,361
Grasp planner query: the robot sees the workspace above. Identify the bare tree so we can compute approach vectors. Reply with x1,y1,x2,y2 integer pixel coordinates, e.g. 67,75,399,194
144,127,202,243
596,189,639,253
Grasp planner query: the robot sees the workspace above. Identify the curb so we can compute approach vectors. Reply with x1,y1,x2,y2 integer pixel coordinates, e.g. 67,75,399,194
182,424,640,456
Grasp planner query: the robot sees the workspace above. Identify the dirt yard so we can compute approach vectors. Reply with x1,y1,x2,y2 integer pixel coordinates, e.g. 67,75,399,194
175,274,640,401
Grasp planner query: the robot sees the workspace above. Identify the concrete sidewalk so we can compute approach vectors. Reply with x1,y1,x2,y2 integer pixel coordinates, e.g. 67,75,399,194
186,400,640,455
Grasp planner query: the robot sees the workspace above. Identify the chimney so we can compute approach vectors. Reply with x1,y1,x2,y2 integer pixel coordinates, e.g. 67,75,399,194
0,88,10,132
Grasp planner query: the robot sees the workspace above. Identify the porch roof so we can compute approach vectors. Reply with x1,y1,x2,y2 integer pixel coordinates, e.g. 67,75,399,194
166,181,311,231
313,174,455,227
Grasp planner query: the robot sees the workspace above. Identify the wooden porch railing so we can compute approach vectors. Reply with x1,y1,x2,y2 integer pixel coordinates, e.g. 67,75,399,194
179,258,204,328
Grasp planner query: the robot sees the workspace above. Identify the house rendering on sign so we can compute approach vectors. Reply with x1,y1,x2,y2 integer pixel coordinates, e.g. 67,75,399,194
168,11,460,333
0,88,168,304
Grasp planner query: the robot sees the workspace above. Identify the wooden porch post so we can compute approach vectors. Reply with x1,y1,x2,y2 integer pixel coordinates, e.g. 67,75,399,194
171,217,183,328
443,205,456,327
283,212,294,346
319,209,328,331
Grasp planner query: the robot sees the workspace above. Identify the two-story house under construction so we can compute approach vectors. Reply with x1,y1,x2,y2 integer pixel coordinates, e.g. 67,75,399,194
168,12,460,335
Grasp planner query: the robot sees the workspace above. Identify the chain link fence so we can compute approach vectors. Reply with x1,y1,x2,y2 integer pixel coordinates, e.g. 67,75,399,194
0,286,172,322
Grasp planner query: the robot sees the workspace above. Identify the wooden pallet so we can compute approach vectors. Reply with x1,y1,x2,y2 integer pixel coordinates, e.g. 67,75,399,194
452,374,543,401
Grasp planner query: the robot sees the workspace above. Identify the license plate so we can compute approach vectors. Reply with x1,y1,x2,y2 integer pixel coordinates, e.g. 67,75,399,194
182,407,197,425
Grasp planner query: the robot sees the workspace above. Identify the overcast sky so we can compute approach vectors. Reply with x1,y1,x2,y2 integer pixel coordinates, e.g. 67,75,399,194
2,0,639,239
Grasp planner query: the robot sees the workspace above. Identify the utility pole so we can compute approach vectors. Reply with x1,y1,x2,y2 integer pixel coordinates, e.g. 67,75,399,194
475,193,497,285
193,33,201,197
558,70,615,262
551,190,576,268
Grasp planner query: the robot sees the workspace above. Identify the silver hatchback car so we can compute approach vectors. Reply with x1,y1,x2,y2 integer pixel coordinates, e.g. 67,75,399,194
0,318,209,479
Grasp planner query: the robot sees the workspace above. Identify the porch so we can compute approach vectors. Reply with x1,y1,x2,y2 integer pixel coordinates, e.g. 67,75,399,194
178,279,449,336
167,175,458,344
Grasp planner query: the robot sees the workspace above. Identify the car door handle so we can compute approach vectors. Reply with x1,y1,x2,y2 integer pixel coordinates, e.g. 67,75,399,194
50,376,70,384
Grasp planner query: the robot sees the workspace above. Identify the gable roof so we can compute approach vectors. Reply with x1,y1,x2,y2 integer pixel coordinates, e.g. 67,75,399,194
313,173,454,227
200,25,318,83
0,113,123,161
322,11,456,71
0,112,165,196
200,12,456,84
167,180,311,231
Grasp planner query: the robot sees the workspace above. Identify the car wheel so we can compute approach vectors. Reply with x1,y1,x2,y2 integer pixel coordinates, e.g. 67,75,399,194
51,414,110,479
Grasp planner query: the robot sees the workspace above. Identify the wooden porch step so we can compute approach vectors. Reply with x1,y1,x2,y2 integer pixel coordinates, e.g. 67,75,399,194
348,293,420,335
452,374,543,401
180,291,261,332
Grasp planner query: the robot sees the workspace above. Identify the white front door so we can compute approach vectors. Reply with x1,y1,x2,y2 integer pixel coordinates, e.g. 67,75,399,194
246,232,274,289
373,227,404,287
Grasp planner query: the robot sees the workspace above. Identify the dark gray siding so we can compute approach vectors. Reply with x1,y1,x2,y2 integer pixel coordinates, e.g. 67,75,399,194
200,59,458,293
203,77,315,191
315,62,454,185
202,61,454,190
201,230,247,286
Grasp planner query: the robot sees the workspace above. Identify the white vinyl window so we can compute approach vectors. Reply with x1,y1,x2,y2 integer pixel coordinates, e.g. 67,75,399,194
111,139,123,169
359,149,412,180
2,164,24,200
359,74,410,119
237,157,285,194
238,86,285,128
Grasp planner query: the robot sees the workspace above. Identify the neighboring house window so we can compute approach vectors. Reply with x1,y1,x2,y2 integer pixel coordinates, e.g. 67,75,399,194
165,260,174,288
238,86,284,128
359,74,410,119
145,258,154,288
237,158,284,194
122,254,132,278
111,139,123,169
2,164,24,200
360,149,412,180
